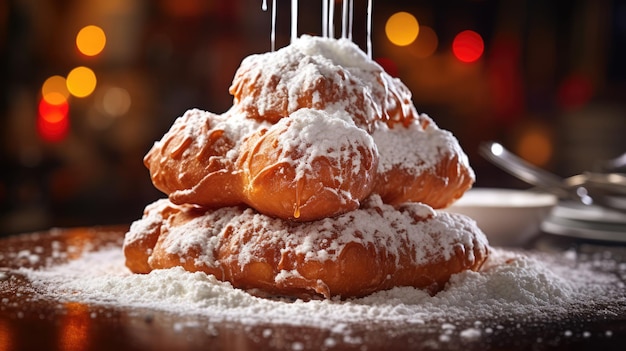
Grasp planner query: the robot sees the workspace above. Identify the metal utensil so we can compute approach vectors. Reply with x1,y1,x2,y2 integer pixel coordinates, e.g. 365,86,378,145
595,152,626,173
478,141,626,213
565,172,626,196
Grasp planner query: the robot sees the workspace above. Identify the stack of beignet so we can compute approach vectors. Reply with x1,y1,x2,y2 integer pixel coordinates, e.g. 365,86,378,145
124,35,489,298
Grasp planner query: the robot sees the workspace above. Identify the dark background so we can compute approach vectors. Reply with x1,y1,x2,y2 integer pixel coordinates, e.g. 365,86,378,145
1,0,625,237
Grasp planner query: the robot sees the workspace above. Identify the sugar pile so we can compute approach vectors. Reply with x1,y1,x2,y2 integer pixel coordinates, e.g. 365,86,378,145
13,245,626,331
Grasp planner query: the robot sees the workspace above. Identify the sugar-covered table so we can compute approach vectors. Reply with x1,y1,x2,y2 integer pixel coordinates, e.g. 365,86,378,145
1,226,625,351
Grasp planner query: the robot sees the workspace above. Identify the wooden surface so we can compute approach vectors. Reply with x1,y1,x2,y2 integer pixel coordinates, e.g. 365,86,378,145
1,226,625,351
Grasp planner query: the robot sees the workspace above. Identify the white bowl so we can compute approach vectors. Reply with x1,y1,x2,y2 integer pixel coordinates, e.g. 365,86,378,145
444,188,558,247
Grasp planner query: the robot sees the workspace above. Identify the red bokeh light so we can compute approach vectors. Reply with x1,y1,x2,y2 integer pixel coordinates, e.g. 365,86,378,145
375,57,399,77
452,30,484,63
37,98,70,143
487,35,524,124
557,74,594,110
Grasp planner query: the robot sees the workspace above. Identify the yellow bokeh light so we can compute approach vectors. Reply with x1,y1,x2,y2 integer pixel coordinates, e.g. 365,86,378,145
66,66,97,98
385,12,419,46
42,75,70,104
76,25,106,56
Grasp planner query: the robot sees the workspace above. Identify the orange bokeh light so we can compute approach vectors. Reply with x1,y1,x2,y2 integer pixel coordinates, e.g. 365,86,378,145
410,25,438,58
385,12,419,46
66,66,97,98
76,25,106,57
41,75,70,105
59,302,91,351
0,319,13,351
516,128,553,167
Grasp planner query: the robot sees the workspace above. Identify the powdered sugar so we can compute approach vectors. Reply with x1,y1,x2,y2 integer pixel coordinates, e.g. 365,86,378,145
372,114,473,177
230,34,474,193
157,108,268,164
273,108,377,181
128,196,483,271
14,243,625,331
230,35,419,131
231,35,375,120
147,35,474,218
291,35,378,71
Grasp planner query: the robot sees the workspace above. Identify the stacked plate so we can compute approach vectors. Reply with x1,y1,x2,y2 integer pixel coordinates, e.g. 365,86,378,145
541,201,626,243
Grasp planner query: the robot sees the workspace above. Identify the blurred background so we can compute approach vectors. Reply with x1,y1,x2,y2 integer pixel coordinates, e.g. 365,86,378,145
1,0,625,237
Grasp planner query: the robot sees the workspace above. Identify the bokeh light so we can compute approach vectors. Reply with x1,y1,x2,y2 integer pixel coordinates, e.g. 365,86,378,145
76,25,106,56
0,320,13,351
557,74,594,110
41,75,70,105
452,30,484,63
410,25,438,58
60,302,91,351
516,128,553,167
385,12,419,46
488,35,524,121
101,87,132,117
66,66,97,98
375,57,398,77
37,98,70,143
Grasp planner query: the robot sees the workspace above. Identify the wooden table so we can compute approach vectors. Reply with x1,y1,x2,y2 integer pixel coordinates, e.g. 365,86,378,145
1,226,625,350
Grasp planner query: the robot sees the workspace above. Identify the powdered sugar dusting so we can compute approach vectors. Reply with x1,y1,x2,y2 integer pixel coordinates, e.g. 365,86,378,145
373,114,472,177
291,35,378,71
231,35,377,120
160,108,269,164
14,244,625,330
230,35,420,131
147,35,474,216
128,196,482,270
274,108,377,181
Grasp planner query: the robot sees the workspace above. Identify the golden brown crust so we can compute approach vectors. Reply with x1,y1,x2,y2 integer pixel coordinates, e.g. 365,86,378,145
236,114,378,221
143,109,381,221
143,111,243,208
375,154,475,209
228,50,418,131
143,37,475,220
230,59,372,126
123,198,489,299
143,109,474,220
129,35,485,301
